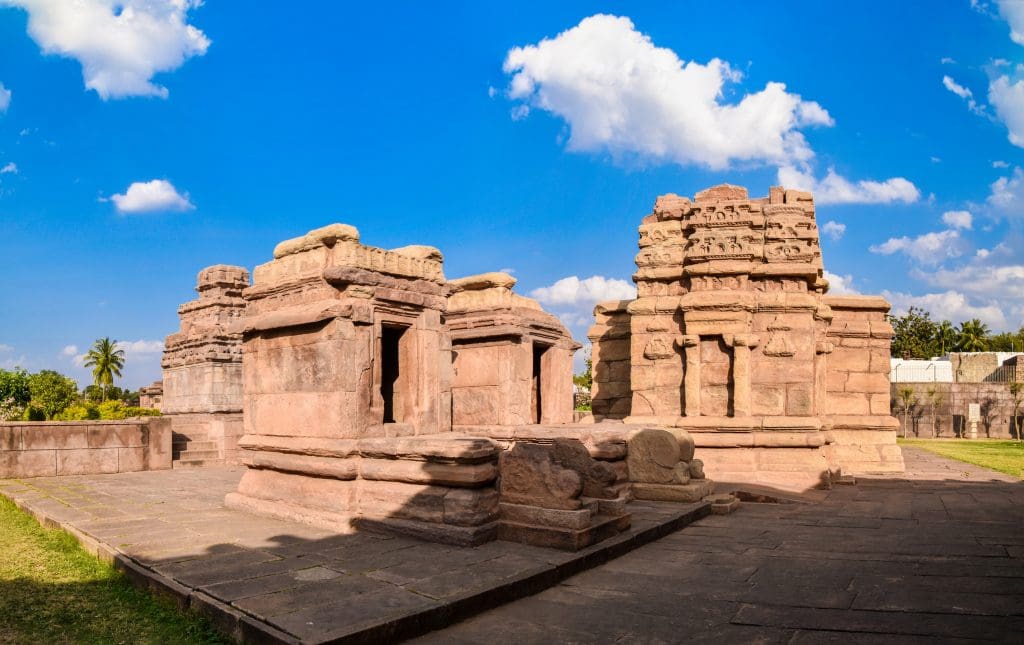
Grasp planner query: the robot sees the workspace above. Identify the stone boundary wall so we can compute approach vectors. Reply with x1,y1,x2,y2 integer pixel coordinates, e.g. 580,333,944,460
0,418,172,478
891,382,1022,439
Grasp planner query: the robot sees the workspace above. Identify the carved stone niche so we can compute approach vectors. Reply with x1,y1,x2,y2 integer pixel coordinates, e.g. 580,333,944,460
763,315,796,357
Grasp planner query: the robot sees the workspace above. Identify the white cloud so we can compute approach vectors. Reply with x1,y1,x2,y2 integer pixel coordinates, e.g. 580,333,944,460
115,339,164,354
997,0,1024,44
0,82,9,112
938,74,987,117
823,270,858,295
0,162,17,174
942,75,973,100
110,179,193,213
60,344,78,357
987,166,1024,216
941,210,973,229
778,165,919,205
531,275,636,307
1,0,210,100
869,229,965,264
940,56,956,65
0,343,12,352
503,14,833,171
884,289,1008,329
988,75,1024,147
994,160,1010,168
822,220,846,240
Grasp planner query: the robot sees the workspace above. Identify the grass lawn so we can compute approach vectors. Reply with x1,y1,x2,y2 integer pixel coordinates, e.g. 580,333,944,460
899,438,1024,479
0,494,228,644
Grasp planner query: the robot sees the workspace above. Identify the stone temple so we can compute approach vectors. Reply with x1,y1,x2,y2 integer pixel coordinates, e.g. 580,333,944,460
588,184,904,488
157,183,903,549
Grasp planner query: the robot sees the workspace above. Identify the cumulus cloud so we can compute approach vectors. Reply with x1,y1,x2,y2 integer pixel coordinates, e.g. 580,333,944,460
60,344,78,357
821,221,846,240
941,210,973,229
987,166,1024,216
988,75,1024,147
503,14,834,171
884,289,1008,330
997,0,1024,45
1,0,210,99
0,82,9,112
869,229,966,265
823,271,858,295
531,275,636,307
1,162,17,174
777,165,919,205
109,179,193,213
994,160,1010,168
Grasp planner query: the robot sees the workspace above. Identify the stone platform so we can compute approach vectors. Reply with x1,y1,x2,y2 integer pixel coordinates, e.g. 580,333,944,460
0,467,709,644
415,447,1024,643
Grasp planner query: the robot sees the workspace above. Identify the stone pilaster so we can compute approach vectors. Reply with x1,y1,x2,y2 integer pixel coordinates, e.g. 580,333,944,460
681,335,701,417
725,333,760,417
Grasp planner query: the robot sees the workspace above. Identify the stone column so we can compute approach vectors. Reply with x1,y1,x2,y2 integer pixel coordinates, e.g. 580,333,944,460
726,334,759,417
681,335,701,417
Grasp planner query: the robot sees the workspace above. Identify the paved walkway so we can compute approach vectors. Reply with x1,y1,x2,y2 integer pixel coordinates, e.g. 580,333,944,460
414,447,1024,644
2,447,1022,643
0,467,707,643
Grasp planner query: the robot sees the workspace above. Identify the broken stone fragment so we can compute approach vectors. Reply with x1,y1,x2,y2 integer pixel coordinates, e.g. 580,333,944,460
448,272,517,292
626,428,690,485
273,223,360,258
498,442,583,510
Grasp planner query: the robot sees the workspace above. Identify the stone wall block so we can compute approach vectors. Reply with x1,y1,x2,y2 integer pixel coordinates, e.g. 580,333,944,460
57,448,119,476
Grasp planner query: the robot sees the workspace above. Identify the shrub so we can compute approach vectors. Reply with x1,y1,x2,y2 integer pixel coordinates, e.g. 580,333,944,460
55,403,101,421
27,370,78,420
122,407,161,417
96,400,127,420
23,405,46,421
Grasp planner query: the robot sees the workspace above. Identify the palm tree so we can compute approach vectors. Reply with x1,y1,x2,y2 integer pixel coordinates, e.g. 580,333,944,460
935,320,957,356
955,319,990,352
83,338,125,402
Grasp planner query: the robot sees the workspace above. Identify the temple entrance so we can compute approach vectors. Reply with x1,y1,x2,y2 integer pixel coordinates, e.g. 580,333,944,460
531,343,549,423
381,325,407,423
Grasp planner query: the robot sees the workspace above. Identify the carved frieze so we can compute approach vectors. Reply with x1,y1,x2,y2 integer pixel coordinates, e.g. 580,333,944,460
764,240,818,263
686,230,763,261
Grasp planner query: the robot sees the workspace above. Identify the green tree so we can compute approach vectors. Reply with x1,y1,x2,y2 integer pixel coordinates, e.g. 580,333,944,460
925,386,944,438
27,370,79,420
889,307,939,358
573,355,593,390
955,319,990,352
897,386,917,438
0,368,32,420
934,320,957,356
1010,382,1024,442
83,337,125,401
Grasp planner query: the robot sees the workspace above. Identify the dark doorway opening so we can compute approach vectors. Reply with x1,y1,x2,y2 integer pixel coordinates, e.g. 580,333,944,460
532,344,548,424
381,326,406,423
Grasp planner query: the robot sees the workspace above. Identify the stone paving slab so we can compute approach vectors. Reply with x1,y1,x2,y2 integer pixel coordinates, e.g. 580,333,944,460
413,447,1024,644
0,467,710,644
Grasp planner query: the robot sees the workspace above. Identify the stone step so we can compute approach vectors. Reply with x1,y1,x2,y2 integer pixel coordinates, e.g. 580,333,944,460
172,458,223,469
172,440,218,452
173,449,221,461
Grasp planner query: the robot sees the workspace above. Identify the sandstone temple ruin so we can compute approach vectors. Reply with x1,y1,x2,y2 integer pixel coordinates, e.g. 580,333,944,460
156,183,903,549
587,184,904,488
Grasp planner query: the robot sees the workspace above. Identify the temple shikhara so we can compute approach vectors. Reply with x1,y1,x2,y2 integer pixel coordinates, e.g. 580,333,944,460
156,183,904,550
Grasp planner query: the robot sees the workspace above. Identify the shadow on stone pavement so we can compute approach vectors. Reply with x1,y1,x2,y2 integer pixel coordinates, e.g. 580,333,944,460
1,446,1022,644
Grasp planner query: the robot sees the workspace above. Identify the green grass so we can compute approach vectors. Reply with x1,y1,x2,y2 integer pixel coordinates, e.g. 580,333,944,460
0,494,229,644
899,438,1024,479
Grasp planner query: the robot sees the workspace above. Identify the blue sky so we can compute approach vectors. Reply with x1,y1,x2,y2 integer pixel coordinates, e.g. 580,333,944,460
1,0,1022,388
